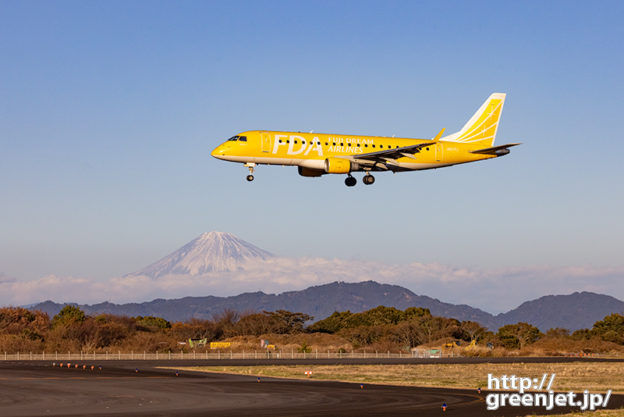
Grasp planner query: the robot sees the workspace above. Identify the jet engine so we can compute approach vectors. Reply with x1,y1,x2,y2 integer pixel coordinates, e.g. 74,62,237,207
298,166,325,177
324,158,352,174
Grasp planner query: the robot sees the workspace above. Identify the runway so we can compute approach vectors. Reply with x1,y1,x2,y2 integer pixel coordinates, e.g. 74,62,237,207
1,361,622,416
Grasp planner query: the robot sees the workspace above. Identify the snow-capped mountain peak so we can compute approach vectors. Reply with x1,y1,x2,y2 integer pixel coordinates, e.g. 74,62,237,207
129,231,273,278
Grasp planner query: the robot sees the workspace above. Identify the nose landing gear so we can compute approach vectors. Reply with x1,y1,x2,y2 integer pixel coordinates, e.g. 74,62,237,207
244,163,256,182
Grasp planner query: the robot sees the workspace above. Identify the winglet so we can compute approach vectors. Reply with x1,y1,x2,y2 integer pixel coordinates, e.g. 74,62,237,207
433,128,445,142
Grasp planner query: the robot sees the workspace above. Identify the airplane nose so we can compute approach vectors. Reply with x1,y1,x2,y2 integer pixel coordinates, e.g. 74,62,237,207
211,145,225,159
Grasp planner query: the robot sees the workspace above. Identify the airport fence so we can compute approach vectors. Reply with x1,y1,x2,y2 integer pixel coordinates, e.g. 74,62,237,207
1,350,461,361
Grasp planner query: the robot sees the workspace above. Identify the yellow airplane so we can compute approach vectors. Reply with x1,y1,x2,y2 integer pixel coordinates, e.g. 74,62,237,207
211,93,519,186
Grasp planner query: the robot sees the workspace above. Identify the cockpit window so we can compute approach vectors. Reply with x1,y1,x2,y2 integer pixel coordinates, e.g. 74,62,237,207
227,136,239,141
238,136,247,142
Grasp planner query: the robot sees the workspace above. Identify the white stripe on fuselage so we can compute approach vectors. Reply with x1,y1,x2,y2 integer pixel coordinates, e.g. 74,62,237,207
213,154,454,171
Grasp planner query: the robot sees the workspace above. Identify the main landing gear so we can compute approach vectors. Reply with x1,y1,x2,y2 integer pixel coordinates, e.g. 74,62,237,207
362,174,375,185
244,163,256,182
345,173,375,187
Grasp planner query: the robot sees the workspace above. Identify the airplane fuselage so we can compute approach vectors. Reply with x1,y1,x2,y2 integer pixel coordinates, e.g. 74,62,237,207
210,93,518,185
212,131,495,172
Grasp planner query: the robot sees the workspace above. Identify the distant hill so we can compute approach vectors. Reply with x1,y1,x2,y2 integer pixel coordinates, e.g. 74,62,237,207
30,281,624,331
33,281,494,326
495,291,624,331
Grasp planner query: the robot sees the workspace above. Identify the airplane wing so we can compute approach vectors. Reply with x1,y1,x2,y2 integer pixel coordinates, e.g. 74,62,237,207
470,143,521,155
351,142,435,162
348,128,444,168
344,142,436,171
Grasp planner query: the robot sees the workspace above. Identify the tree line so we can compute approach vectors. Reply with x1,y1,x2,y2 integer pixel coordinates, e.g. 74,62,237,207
0,304,622,353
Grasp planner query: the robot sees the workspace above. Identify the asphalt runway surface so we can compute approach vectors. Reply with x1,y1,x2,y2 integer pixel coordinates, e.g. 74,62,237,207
1,360,622,417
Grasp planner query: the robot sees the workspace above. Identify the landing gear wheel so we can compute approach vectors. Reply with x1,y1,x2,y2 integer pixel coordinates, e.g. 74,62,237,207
363,174,375,185
244,162,256,182
345,176,357,187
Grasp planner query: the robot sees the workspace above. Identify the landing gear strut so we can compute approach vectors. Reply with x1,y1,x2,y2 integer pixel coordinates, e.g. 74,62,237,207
244,163,256,182
345,175,357,187
363,174,375,185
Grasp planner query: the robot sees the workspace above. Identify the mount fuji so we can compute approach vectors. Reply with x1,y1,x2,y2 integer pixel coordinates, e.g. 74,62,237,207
128,231,273,278
18,231,624,330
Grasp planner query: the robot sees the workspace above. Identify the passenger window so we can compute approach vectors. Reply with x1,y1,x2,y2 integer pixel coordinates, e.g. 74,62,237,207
302,140,306,144
365,144,368,147
348,143,351,147
286,140,290,144
340,143,344,146
294,140,298,144
372,144,375,148
279,139,282,143
426,147,429,151
325,142,328,146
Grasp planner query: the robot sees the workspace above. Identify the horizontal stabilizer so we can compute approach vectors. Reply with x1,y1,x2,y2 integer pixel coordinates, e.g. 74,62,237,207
470,143,521,155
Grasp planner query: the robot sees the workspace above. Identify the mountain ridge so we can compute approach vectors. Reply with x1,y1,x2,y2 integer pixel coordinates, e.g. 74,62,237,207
24,232,624,331
30,281,624,331
494,291,624,331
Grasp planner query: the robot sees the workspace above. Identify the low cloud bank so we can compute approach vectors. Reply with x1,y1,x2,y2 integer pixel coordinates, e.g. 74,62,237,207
1,259,622,314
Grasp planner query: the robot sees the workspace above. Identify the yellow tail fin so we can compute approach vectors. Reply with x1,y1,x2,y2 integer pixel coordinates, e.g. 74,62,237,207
442,93,506,148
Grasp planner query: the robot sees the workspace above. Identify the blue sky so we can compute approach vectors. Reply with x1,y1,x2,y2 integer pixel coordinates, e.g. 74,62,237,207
1,1,623,309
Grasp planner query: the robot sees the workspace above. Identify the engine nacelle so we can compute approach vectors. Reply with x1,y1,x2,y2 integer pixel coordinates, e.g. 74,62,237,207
298,166,324,177
324,157,351,174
